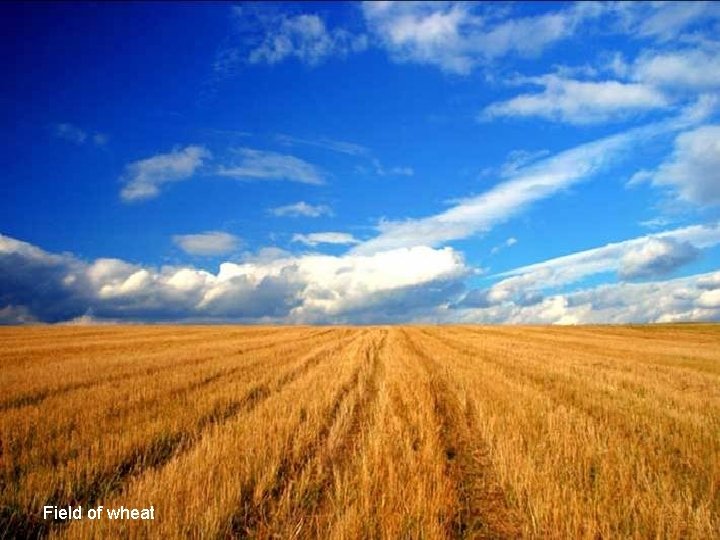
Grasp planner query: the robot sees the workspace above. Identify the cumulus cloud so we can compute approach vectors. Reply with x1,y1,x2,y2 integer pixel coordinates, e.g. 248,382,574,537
217,148,324,185
120,146,210,202
613,1,720,43
498,223,719,286
361,2,600,74
3,231,720,325
173,231,240,256
238,9,367,66
698,289,720,309
633,48,720,90
0,305,38,325
482,75,668,124
453,270,720,325
697,273,720,290
459,224,720,315
0,234,468,324
269,201,333,218
0,235,92,323
636,124,720,206
53,123,107,146
619,237,699,280
291,232,359,246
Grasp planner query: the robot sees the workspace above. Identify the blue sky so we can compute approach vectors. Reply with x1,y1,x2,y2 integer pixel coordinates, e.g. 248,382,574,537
1,1,720,324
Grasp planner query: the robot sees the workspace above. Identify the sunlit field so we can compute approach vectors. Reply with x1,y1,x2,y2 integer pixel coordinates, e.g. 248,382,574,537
1,325,719,539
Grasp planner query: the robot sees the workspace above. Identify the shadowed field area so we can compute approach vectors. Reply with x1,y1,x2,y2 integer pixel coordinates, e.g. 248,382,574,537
1,325,719,539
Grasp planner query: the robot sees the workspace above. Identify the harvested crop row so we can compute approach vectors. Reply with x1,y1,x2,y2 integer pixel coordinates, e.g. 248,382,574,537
1,325,718,539
56,329,369,539
1,330,360,537
412,326,720,539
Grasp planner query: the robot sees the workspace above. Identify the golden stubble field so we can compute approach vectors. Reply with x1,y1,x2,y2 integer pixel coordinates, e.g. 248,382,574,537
0,324,719,539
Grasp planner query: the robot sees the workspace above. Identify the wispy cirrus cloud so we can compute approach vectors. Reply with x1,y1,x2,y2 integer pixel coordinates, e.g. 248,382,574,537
120,145,211,202
53,123,107,146
276,134,413,178
217,148,325,185
268,201,333,218
353,103,711,256
490,237,517,256
275,134,370,157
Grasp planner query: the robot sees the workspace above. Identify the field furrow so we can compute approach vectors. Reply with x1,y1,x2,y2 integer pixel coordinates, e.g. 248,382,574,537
400,328,522,539
0,324,718,539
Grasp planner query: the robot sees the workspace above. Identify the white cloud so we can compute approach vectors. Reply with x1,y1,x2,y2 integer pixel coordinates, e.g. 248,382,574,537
370,158,414,177
3,232,719,325
697,273,720,290
698,289,720,308
268,201,333,218
637,124,720,206
619,237,699,280
217,148,324,185
485,224,720,303
276,134,413,178
612,2,720,42
173,231,240,256
292,232,359,246
120,146,210,202
362,2,600,74
242,10,367,66
58,313,120,325
0,305,38,325
633,48,720,90
93,133,108,146
454,270,720,325
0,234,468,324
275,134,370,157
490,237,518,256
482,75,668,124
354,119,681,255
639,217,674,230
499,149,551,177
352,104,711,256
54,123,87,144
54,123,107,146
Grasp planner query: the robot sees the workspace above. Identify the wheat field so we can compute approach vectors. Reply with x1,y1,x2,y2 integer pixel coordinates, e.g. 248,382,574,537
0,325,718,539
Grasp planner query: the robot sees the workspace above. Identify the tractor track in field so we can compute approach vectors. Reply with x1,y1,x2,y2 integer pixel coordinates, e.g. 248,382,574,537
228,330,387,539
420,328,712,488
0,331,362,540
399,329,521,539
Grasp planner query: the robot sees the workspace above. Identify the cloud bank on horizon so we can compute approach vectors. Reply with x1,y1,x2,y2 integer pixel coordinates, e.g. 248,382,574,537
1,1,719,325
